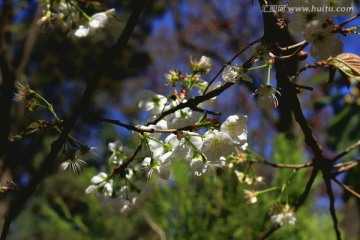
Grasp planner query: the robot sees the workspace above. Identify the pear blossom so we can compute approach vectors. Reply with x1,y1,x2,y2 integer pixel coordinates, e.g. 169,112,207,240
72,9,116,38
190,55,212,74
243,189,258,204
138,90,168,116
253,84,281,109
164,70,182,85
85,172,113,197
89,9,115,29
142,157,171,180
203,157,226,175
108,140,131,165
170,107,200,129
189,157,206,176
60,146,97,174
235,170,263,185
220,114,248,148
201,130,235,162
304,21,343,60
222,65,252,83
270,204,296,226
166,134,192,162
74,25,90,38
60,156,87,174
288,0,328,34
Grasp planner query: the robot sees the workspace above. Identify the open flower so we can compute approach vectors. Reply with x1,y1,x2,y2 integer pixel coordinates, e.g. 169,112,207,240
108,140,132,165
142,157,171,180
73,9,116,38
191,55,212,74
243,189,258,204
222,65,252,83
85,172,114,197
201,130,235,162
138,90,168,116
74,25,90,38
288,0,328,34
270,204,296,226
220,114,248,149
89,9,115,29
253,84,281,109
304,21,343,60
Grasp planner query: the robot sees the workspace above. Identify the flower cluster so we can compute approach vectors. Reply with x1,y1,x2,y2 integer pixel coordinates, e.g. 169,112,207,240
269,204,296,226
84,55,254,213
85,111,248,213
136,113,248,179
288,0,353,59
37,1,116,39
73,9,116,38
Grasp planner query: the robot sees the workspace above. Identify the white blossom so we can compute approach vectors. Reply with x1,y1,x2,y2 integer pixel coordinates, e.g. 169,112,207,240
201,130,234,162
138,90,168,116
191,55,212,74
253,84,281,109
74,25,90,38
304,21,343,60
60,155,87,174
220,114,248,149
142,157,171,180
108,140,131,165
89,9,115,29
270,205,296,226
222,65,252,83
189,157,206,176
288,0,328,34
243,189,258,204
85,172,113,197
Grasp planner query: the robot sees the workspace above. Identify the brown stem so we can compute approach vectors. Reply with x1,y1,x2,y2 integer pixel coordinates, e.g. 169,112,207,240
332,177,360,199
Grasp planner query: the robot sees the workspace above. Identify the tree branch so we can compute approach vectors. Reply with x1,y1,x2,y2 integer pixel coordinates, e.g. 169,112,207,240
332,177,360,199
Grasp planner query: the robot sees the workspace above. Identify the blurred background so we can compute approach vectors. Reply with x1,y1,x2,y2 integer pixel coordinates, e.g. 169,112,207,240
1,0,360,239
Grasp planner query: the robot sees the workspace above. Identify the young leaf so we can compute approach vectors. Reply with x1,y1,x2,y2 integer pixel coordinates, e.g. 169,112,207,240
327,53,360,86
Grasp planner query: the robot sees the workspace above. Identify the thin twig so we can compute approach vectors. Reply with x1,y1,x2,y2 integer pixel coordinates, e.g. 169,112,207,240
339,12,360,27
271,42,309,61
289,61,326,82
276,40,307,51
332,159,360,176
331,140,360,163
332,177,360,198
99,116,195,134
254,160,313,169
203,37,261,94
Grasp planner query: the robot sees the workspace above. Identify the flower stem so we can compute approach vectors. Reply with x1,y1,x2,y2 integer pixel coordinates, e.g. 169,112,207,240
247,64,268,71
31,90,59,119
266,64,272,85
257,186,281,195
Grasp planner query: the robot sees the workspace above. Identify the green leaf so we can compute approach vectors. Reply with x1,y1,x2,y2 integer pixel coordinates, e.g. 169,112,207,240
328,53,360,86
